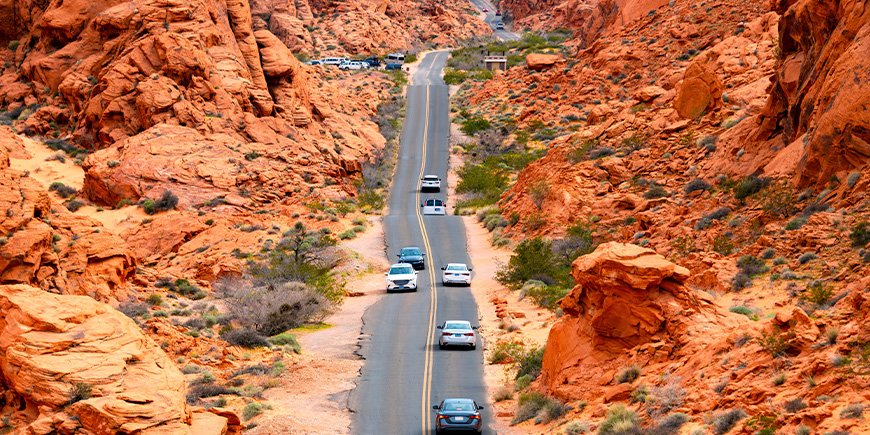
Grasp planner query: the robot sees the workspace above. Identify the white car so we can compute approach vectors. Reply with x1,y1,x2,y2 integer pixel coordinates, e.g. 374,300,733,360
386,263,418,292
321,57,349,66
421,175,441,192
422,198,446,215
438,320,478,350
441,263,472,286
339,61,366,70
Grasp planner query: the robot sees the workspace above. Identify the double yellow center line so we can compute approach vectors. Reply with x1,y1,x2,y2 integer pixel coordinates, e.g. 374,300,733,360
415,82,439,435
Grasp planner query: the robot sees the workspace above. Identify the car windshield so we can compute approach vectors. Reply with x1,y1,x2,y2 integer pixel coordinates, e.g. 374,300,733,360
442,399,475,411
401,248,421,256
389,266,413,275
444,322,470,330
446,264,466,271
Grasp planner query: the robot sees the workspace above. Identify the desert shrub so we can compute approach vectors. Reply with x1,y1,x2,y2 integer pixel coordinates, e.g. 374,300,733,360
648,378,685,417
520,280,567,310
221,328,270,348
589,146,616,159
760,248,776,259
66,199,85,211
630,385,648,403
695,207,731,230
242,402,268,421
729,306,757,319
847,172,860,188
118,300,149,318
488,340,525,364
824,328,839,345
540,398,570,423
851,221,870,247
49,182,78,198
840,403,864,419
231,364,270,378
713,234,734,255
731,273,751,291
145,294,163,306
802,281,833,307
514,374,533,391
795,425,811,435
783,398,807,413
598,404,639,435
757,326,794,358
785,216,808,231
140,190,178,214
186,384,235,404
529,180,550,209
798,252,817,264
772,372,786,386
512,391,549,424
217,279,329,337
338,230,356,240
493,386,513,402
268,332,301,354
643,183,669,199
67,382,92,405
460,116,492,136
565,421,591,434
733,175,769,200
684,178,711,194
456,162,509,205
181,364,202,374
737,255,768,276
648,413,688,435
616,365,641,383
515,346,545,380
760,181,798,218
712,409,746,435
497,238,562,288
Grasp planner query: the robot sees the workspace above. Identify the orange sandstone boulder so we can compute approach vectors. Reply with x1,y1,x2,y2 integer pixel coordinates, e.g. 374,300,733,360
0,284,239,434
526,53,563,71
674,59,723,119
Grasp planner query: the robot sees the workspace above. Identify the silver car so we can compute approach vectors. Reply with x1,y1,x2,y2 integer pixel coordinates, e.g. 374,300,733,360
441,263,472,286
438,320,478,350
421,175,441,192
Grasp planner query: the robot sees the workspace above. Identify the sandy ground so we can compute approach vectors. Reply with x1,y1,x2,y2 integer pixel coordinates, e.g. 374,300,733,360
249,214,388,434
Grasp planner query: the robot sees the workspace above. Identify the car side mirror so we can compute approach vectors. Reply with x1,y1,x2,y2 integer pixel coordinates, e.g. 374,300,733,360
414,271,419,275
440,267,445,270
468,268,473,271
432,405,440,410
477,405,484,410
437,325,443,329
473,326,479,330
422,253,426,256
420,203,424,207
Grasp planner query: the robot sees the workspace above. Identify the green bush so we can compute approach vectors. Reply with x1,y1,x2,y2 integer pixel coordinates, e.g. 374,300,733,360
67,382,92,405
140,190,178,215
616,365,641,383
520,280,567,310
598,404,639,435
49,182,78,198
515,346,545,380
221,328,270,348
850,221,870,247
711,409,746,435
487,340,524,364
729,306,757,320
802,281,833,307
268,332,301,353
733,176,769,200
736,255,768,277
460,116,492,136
512,392,566,424
242,402,268,421
496,238,559,288
643,184,669,199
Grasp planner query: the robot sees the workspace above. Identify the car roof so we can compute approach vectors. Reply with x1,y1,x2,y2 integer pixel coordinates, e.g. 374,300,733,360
445,263,468,267
390,263,414,269
400,246,421,251
443,320,472,327
442,398,475,404
423,175,439,178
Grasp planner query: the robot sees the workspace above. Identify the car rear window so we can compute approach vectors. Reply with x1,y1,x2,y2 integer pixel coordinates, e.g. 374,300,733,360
444,322,470,330
446,265,466,271
390,266,413,275
424,176,439,180
442,399,475,411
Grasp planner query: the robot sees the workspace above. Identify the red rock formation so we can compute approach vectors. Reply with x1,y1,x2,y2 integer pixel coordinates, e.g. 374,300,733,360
539,242,732,399
0,284,240,434
525,53,563,71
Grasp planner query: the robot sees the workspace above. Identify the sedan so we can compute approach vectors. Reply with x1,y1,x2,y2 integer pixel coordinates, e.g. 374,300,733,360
433,398,484,433
421,175,441,192
385,263,417,292
438,320,478,350
422,198,446,215
441,263,472,286
397,246,426,270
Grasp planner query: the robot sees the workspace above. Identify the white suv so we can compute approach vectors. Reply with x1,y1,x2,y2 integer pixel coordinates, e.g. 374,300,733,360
339,61,366,70
421,175,441,192
386,263,418,292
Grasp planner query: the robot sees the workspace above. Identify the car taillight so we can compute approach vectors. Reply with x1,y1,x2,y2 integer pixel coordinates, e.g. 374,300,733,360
461,272,470,276
442,332,451,336
464,333,474,336
469,415,480,420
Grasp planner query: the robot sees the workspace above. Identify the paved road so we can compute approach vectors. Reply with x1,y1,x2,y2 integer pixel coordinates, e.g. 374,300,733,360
349,52,492,434
468,0,521,41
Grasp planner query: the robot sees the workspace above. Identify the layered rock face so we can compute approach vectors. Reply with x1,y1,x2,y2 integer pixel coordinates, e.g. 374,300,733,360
540,243,730,399
710,0,870,186
0,284,239,434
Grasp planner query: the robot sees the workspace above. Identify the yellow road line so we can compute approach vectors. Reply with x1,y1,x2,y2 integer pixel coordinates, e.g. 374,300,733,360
417,78,438,435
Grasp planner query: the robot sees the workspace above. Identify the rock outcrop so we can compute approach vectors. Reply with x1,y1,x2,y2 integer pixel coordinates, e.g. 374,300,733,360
0,284,240,434
539,243,731,399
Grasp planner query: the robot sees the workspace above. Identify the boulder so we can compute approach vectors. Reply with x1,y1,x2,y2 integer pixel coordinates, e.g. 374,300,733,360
526,53,563,71
673,59,723,119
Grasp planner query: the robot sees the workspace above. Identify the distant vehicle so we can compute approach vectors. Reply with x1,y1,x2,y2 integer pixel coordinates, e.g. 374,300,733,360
437,320,478,349
482,8,488,12
422,198,446,215
362,56,382,68
441,263,472,286
339,61,366,70
495,11,501,15
385,62,403,71
433,398,484,433
421,175,441,192
321,57,348,65
386,263,418,292
386,52,406,63
495,22,505,30
305,59,322,66
397,246,426,270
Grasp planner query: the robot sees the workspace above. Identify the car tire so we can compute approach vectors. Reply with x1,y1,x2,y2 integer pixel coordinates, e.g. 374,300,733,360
438,343,445,350
471,344,477,350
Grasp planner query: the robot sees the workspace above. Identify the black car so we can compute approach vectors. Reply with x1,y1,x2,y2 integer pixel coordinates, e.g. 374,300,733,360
397,246,425,270
433,398,484,434
363,56,381,68
385,62,403,70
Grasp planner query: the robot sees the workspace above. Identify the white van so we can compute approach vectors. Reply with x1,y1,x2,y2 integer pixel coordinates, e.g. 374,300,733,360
386,53,406,63
321,57,349,66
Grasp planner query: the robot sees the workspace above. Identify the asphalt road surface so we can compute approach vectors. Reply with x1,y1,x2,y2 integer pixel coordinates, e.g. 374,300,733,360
468,0,521,41
349,52,493,434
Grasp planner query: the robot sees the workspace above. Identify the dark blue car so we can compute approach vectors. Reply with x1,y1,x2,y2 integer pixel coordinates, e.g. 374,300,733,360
385,62,403,70
397,246,425,270
433,398,484,433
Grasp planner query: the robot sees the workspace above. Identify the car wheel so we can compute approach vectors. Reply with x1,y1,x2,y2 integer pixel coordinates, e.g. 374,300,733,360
438,343,445,350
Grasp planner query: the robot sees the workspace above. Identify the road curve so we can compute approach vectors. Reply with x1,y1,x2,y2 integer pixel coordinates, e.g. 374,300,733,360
468,0,521,41
349,52,491,434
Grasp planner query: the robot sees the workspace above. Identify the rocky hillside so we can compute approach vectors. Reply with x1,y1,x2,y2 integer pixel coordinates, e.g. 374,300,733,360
458,0,869,432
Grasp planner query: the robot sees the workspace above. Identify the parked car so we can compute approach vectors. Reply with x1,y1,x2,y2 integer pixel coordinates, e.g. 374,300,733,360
495,22,505,30
339,61,366,70
397,246,426,270
386,52,406,63
321,57,348,66
422,198,446,215
433,398,484,433
305,59,322,66
438,320,478,349
421,175,441,192
385,62,403,70
495,11,502,15
362,56,382,68
385,263,417,292
441,263,472,286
